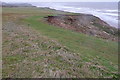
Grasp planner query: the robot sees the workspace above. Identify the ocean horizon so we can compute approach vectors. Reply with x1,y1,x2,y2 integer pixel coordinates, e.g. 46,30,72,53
31,2,118,28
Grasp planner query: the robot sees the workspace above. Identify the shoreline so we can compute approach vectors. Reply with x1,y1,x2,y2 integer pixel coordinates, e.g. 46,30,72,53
36,5,118,28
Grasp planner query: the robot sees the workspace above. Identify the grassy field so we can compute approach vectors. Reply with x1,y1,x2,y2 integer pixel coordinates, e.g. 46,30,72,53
2,7,118,78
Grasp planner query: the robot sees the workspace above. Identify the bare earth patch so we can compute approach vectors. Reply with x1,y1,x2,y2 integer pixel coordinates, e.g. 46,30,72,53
45,15,118,41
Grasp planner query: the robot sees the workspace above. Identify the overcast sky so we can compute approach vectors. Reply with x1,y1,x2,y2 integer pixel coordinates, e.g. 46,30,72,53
1,0,120,3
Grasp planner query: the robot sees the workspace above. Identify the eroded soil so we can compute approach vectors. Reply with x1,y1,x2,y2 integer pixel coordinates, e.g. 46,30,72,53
45,15,118,41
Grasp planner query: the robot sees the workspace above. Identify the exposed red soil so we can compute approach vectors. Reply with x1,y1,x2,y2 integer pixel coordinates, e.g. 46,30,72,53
45,14,118,41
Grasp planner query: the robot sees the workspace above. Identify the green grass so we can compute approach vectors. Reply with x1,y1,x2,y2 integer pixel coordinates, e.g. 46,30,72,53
23,15,118,75
24,16,117,60
3,54,25,64
2,7,118,78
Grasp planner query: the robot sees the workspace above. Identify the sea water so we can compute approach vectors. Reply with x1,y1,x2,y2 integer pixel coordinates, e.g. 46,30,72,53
31,2,118,28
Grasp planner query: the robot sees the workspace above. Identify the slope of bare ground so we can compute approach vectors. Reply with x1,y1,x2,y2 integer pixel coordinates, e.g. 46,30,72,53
45,15,118,41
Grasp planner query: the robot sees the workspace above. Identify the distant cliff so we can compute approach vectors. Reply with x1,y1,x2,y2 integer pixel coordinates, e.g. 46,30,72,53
45,14,118,41
1,2,35,7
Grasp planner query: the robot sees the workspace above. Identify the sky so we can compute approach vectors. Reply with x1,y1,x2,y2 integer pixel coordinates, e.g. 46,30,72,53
1,0,120,3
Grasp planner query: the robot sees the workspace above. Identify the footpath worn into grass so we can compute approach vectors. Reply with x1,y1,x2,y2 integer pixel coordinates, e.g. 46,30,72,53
2,7,118,78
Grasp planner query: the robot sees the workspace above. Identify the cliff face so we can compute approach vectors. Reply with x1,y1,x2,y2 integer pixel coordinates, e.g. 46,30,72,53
45,14,118,41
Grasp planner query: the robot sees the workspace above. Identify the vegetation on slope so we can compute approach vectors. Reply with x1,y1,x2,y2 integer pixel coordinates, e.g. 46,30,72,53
2,7,118,78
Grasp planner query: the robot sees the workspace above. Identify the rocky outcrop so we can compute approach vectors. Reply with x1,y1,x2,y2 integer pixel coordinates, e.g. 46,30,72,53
45,14,118,41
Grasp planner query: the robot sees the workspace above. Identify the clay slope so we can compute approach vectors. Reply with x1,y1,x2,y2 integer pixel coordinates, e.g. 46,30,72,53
45,14,118,41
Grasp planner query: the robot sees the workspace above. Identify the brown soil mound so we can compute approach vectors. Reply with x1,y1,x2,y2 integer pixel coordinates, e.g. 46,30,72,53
45,14,118,41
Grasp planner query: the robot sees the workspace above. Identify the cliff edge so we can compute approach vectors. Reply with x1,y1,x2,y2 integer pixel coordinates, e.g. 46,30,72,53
45,14,118,41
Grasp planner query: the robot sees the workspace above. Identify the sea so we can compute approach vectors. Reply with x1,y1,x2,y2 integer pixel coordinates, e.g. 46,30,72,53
31,2,119,28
